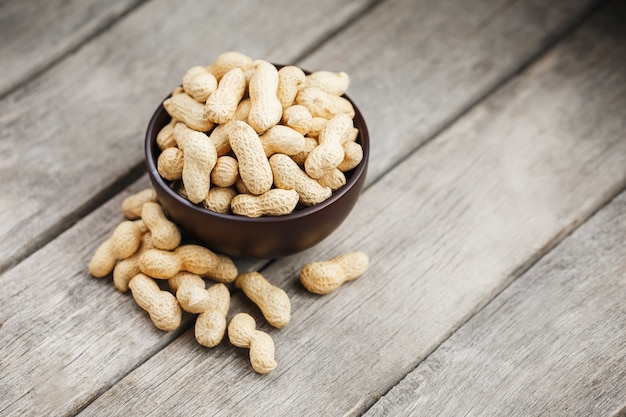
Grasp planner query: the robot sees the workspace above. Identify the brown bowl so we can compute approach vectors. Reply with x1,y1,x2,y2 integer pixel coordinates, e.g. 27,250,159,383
145,85,369,259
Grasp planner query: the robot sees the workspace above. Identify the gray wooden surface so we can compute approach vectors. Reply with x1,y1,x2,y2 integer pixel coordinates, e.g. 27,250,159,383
1,0,625,416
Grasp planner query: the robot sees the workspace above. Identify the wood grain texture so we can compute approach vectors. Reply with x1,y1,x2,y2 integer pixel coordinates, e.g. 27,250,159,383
364,178,626,417
0,0,143,97
0,0,374,273
76,2,626,415
300,0,598,184
0,0,597,275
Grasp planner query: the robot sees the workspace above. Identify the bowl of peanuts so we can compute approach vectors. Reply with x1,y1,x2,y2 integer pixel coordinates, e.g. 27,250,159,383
145,52,369,259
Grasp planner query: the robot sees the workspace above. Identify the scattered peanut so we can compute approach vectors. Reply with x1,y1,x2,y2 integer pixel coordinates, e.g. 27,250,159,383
236,271,291,328
121,188,158,220
228,312,277,374
89,220,145,278
113,232,155,292
129,273,182,331
300,251,369,294
195,283,230,347
168,271,211,314
139,244,238,283
141,202,181,250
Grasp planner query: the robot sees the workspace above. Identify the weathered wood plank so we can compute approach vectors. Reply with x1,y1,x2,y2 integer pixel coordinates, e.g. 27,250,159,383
0,0,597,274
0,0,143,97
364,185,626,417
299,0,599,182
76,1,626,415
0,0,375,273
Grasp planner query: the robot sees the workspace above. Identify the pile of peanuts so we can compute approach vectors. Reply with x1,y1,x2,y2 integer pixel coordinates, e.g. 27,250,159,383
89,188,369,374
156,51,364,217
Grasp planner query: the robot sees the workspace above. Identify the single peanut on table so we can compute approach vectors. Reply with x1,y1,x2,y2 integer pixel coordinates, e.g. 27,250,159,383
139,244,238,283
89,220,145,278
129,273,182,331
141,202,181,250
121,188,158,220
235,271,291,328
228,312,277,374
113,232,155,293
300,251,369,294
195,283,230,347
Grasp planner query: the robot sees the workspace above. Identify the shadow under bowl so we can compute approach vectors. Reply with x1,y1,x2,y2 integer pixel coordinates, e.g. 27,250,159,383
145,90,369,259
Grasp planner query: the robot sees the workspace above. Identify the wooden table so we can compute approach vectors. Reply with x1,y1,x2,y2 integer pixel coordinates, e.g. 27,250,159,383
1,0,625,415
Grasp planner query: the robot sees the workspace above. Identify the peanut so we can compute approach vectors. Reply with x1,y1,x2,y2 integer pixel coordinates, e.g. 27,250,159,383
303,70,350,96
129,273,182,331
203,187,237,214
182,66,217,102
338,141,363,172
259,125,306,157
290,136,318,166
307,117,328,138
168,271,210,314
156,118,177,150
228,312,277,374
89,220,145,278
195,283,230,347
163,92,214,132
295,86,355,119
121,188,158,220
207,98,251,156
247,60,283,133
229,121,273,195
277,65,306,110
317,168,346,191
208,51,254,81
113,232,155,292
231,189,299,218
139,244,238,283
157,146,184,181
175,123,218,204
205,67,246,124
304,113,352,179
211,155,239,188
300,251,369,294
270,153,332,206
281,104,312,135
236,271,291,328
141,201,181,250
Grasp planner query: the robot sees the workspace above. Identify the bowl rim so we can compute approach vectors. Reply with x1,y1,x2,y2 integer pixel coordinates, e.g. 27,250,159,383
145,87,369,225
